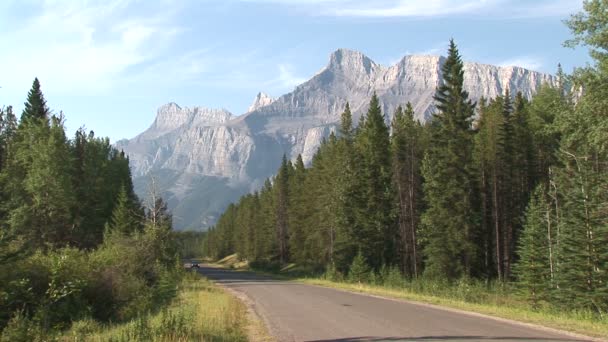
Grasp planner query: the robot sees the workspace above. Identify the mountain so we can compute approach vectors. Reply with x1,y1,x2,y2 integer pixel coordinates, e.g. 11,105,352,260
247,92,276,112
116,49,556,230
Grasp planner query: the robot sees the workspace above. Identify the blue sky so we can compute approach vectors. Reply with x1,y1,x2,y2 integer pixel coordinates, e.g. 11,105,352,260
0,0,591,142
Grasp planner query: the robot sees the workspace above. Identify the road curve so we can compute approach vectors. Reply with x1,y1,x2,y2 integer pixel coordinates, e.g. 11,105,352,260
196,265,591,342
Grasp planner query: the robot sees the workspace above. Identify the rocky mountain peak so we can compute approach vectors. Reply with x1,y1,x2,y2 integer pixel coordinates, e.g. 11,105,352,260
328,48,377,75
152,102,189,133
247,92,276,112
119,49,556,230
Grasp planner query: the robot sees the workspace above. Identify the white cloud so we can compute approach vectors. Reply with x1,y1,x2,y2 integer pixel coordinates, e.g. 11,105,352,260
498,56,544,71
0,0,183,95
331,0,500,18
239,0,582,18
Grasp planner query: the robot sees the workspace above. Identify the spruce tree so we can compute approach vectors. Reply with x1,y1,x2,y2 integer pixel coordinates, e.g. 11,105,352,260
0,106,17,172
21,78,50,123
353,94,394,270
288,154,308,264
348,250,371,284
339,102,354,140
275,155,291,264
514,186,553,308
6,115,75,248
421,40,477,279
391,103,424,278
106,186,140,235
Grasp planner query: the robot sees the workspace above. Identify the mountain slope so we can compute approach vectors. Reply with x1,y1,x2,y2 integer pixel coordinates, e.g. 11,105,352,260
117,49,556,230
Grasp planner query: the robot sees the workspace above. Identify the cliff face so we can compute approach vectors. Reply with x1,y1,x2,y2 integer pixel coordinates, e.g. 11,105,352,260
117,49,556,230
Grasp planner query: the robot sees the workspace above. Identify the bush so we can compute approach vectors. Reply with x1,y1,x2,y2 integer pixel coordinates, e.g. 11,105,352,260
383,265,404,288
347,252,371,284
324,262,343,282
0,311,43,342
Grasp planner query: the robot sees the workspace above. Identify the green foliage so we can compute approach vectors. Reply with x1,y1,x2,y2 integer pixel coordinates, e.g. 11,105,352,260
391,103,425,278
20,78,49,123
203,4,608,318
0,78,182,337
352,94,394,269
565,0,608,67
348,251,371,284
514,187,554,309
422,40,477,280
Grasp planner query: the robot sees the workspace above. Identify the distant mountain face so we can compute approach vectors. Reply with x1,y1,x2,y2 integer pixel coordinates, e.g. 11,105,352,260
116,49,556,230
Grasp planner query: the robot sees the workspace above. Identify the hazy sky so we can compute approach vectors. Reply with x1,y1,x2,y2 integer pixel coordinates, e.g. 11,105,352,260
0,0,591,142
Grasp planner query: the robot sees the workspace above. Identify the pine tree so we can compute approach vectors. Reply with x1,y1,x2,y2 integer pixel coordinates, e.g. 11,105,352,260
391,103,424,278
21,78,50,123
421,40,477,279
106,186,141,235
348,250,371,284
0,106,17,172
514,186,553,308
553,152,608,312
333,104,360,270
257,179,277,262
5,114,75,248
339,102,354,140
353,94,394,270
275,155,291,264
288,154,308,264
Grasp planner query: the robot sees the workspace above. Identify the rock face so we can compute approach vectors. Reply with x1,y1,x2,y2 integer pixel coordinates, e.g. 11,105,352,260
117,49,556,230
247,92,276,112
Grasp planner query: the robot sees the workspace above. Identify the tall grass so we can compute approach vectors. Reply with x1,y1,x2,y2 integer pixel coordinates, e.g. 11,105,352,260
60,273,249,342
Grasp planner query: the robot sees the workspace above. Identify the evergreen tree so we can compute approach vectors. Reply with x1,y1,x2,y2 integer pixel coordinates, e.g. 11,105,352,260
257,179,277,262
6,115,75,248
353,94,394,270
421,40,477,279
21,78,50,123
339,102,354,140
0,106,17,172
275,155,291,264
514,186,553,308
391,103,424,278
333,104,360,270
288,154,308,264
348,250,371,284
553,152,608,312
106,186,141,235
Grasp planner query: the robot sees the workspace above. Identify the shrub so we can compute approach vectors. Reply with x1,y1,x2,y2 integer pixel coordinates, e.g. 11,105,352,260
0,311,43,342
324,262,343,282
347,251,371,284
383,265,404,288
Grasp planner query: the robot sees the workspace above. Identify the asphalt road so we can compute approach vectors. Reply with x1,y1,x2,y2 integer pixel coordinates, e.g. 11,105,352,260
196,265,591,342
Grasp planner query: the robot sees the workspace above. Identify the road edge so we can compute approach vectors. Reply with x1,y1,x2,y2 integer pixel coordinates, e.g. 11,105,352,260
302,281,606,342
202,263,605,342
198,266,277,342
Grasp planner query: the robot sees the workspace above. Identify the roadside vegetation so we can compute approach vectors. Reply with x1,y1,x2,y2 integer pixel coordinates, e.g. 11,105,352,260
0,81,260,341
215,255,608,339
204,2,608,339
60,272,251,342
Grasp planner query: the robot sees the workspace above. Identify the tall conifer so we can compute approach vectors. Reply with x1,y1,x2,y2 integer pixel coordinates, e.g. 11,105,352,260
421,40,477,279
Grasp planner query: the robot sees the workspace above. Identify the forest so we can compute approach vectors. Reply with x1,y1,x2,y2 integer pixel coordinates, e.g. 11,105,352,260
0,79,182,340
203,1,608,314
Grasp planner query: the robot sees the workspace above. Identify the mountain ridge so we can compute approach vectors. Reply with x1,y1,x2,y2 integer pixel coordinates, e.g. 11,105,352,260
117,48,556,230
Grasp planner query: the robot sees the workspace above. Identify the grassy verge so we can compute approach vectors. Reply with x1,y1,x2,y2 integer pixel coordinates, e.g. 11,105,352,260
60,272,266,342
213,255,608,340
298,278,608,340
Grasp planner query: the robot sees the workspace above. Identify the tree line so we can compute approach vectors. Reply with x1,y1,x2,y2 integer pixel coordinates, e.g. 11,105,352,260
203,1,608,314
0,78,179,339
